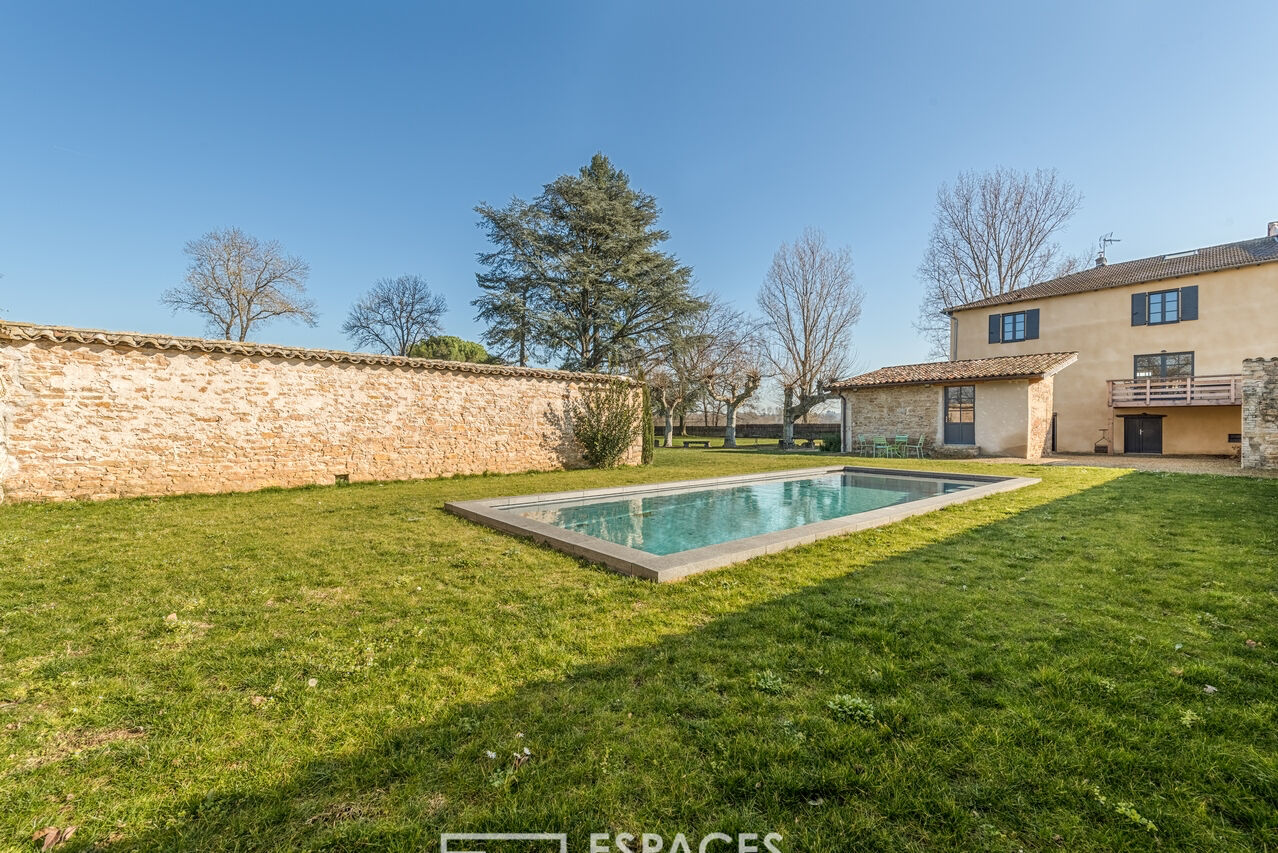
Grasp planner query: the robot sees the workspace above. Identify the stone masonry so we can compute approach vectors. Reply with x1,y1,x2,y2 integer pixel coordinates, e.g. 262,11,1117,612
842,385,938,444
1026,376,1054,459
1242,357,1278,470
0,323,642,502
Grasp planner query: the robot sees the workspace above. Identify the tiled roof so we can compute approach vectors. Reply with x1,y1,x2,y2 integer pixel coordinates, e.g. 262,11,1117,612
949,236,1278,312
0,321,632,383
831,352,1078,389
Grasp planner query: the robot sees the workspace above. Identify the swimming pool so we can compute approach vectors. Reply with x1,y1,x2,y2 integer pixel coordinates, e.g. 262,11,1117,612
446,466,1038,582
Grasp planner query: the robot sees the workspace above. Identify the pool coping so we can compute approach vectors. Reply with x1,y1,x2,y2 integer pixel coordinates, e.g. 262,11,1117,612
444,466,1040,583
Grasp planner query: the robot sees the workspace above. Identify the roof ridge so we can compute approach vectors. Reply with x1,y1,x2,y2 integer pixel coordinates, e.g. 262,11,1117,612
831,352,1079,390
848,351,1079,373
947,234,1278,313
0,321,633,384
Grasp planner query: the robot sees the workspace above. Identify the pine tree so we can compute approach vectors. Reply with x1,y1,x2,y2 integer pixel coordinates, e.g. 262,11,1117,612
473,153,703,372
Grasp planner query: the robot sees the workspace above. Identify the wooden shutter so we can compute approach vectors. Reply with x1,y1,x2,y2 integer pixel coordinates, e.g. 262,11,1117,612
1180,285,1198,321
988,314,1001,343
1130,293,1147,326
1025,309,1040,340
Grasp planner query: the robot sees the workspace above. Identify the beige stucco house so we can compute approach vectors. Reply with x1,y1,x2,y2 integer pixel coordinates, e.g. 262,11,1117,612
944,228,1278,455
833,352,1077,459
838,225,1278,459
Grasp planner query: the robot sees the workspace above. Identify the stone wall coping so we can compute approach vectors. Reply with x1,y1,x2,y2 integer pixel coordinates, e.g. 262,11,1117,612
0,321,635,384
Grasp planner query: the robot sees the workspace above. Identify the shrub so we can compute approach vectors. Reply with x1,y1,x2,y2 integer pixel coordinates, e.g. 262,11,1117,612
572,380,643,468
820,433,841,453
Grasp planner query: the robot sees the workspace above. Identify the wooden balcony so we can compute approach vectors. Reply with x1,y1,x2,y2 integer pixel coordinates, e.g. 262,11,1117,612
1107,374,1242,407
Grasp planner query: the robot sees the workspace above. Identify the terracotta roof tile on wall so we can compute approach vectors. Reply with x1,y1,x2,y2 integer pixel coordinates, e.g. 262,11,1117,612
0,322,633,384
949,236,1278,312
831,352,1078,389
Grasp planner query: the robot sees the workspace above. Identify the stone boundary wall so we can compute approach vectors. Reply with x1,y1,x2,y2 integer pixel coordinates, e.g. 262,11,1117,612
0,323,642,502
679,423,836,440
1242,357,1278,469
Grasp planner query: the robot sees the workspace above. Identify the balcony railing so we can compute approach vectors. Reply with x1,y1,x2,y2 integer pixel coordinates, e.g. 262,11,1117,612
1107,374,1241,407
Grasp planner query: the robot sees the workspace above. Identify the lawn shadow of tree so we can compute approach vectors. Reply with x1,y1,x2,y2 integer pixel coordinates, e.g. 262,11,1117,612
101,472,1278,852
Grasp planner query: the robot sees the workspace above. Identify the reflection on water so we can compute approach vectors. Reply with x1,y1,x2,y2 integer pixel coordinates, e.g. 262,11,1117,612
510,472,974,556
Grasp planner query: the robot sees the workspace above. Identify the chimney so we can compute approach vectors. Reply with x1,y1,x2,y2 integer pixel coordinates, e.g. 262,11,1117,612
1094,252,1107,267
1269,221,1278,238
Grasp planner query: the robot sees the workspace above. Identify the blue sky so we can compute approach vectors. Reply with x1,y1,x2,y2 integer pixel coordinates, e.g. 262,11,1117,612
2,1,1275,376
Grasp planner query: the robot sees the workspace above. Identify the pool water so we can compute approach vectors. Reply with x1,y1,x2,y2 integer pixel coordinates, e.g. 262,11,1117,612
508,471,973,556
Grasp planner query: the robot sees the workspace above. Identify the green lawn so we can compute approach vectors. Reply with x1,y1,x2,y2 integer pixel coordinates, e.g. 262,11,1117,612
1,450,1275,851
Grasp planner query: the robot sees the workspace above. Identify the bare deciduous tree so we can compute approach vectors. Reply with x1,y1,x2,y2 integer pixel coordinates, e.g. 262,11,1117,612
915,167,1083,357
646,314,712,448
342,276,447,356
697,301,768,448
161,227,316,341
758,228,864,447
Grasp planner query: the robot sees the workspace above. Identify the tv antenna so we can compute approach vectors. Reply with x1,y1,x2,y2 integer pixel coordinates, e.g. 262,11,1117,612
1096,232,1121,266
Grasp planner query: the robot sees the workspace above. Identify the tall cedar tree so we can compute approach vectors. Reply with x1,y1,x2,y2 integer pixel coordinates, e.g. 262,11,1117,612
473,154,703,371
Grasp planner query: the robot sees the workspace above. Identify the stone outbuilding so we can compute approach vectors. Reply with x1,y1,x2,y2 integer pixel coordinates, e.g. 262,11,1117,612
832,352,1078,459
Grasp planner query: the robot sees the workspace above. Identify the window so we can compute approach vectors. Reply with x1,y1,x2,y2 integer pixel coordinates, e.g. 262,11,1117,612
1002,312,1026,342
1134,351,1194,379
1147,289,1180,324
943,385,975,445
987,309,1039,344
1132,285,1197,326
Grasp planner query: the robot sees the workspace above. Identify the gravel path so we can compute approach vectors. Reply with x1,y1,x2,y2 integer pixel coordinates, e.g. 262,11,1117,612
975,453,1276,478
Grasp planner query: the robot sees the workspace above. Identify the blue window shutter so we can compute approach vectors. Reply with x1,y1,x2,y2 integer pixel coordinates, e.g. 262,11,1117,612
1131,293,1147,326
988,314,1001,343
1025,309,1040,340
1180,285,1198,321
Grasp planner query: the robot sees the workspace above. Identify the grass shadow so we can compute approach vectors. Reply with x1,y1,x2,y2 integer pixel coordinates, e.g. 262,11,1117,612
90,471,1278,852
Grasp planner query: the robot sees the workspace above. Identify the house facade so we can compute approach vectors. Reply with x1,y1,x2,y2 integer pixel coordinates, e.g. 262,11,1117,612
946,229,1278,455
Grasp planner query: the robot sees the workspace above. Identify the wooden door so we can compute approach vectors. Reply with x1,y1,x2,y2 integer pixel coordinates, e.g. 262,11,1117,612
1124,416,1163,454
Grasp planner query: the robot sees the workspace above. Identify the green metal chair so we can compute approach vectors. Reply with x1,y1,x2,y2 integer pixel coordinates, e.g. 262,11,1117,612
893,434,910,457
854,434,870,455
871,436,890,457
904,435,927,458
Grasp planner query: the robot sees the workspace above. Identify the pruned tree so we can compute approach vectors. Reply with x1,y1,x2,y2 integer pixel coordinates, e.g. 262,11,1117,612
161,227,316,341
646,318,710,448
342,275,446,356
915,167,1083,357
474,153,706,372
758,228,864,447
697,301,768,448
